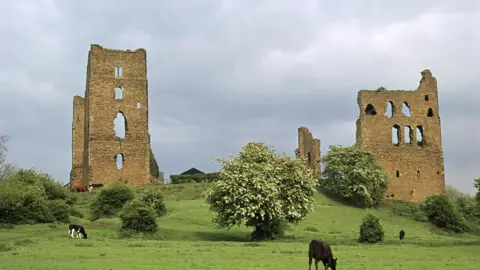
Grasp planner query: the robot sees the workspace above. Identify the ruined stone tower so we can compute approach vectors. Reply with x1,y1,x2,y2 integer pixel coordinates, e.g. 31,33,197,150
355,69,445,202
70,44,152,187
295,127,321,178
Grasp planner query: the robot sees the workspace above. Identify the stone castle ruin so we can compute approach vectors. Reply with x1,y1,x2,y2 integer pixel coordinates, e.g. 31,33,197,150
356,69,445,202
69,44,445,202
295,127,321,178
70,44,157,187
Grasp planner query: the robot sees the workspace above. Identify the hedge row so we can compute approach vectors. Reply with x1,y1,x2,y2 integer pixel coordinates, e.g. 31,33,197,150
170,173,220,184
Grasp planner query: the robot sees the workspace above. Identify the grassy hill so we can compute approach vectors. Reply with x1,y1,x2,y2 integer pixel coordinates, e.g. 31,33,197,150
1,183,479,269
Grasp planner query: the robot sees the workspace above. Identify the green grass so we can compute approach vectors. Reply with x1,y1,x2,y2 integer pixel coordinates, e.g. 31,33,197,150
1,183,479,269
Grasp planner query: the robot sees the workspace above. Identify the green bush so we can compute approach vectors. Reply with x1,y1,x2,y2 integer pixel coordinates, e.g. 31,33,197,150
9,169,74,202
119,199,157,233
46,200,71,223
321,145,390,208
391,200,427,222
420,194,469,233
0,179,52,224
138,189,166,217
170,172,220,184
89,182,134,220
359,213,384,243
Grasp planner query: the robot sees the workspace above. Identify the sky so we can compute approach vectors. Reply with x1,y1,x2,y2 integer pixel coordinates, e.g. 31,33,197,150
0,0,479,193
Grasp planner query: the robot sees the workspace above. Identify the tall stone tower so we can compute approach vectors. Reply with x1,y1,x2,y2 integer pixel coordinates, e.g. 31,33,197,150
355,69,445,202
70,44,152,187
295,126,321,178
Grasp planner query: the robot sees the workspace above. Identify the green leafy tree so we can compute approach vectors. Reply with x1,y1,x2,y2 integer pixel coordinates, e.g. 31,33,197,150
321,145,390,208
204,142,317,240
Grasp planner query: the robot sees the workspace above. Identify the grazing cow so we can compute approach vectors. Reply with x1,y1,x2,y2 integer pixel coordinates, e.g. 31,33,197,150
69,224,87,239
399,230,405,240
88,183,104,192
72,184,88,192
308,240,337,270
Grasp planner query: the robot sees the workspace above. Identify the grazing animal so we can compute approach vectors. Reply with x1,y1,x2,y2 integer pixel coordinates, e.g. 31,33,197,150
72,184,88,192
399,230,405,240
88,183,104,192
69,224,88,239
308,240,337,270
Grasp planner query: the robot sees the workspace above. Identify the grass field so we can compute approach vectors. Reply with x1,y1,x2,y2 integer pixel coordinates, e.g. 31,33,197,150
1,183,479,269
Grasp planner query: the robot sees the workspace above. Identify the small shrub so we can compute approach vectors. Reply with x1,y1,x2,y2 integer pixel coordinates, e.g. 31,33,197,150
89,182,134,220
119,200,157,233
46,200,71,223
391,200,427,222
138,189,166,217
359,213,384,243
420,194,469,233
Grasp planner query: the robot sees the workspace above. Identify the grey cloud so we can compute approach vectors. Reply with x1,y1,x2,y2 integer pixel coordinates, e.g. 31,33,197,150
0,1,479,194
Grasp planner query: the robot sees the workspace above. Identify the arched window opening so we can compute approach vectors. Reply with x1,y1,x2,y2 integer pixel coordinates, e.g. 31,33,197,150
404,126,412,144
115,87,123,100
416,126,425,147
115,65,123,77
115,153,124,170
392,125,400,146
384,101,394,118
307,152,312,166
365,104,377,115
396,170,400,177
402,102,411,117
427,108,434,117
114,112,127,139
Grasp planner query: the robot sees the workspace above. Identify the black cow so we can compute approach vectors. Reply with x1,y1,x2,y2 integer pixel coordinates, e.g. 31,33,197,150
69,224,88,239
399,230,405,240
308,240,337,270
88,183,104,192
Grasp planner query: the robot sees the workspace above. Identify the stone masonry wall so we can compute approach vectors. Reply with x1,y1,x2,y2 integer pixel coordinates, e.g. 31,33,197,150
70,96,85,186
295,126,321,178
355,69,445,202
70,44,151,187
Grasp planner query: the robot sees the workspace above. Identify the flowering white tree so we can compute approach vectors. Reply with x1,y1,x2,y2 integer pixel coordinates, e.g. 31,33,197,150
204,142,317,240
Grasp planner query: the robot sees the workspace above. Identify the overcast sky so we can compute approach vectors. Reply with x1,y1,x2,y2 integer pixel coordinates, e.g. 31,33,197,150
1,0,479,194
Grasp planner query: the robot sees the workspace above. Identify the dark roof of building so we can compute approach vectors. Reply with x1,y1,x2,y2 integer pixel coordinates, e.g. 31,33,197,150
180,167,205,175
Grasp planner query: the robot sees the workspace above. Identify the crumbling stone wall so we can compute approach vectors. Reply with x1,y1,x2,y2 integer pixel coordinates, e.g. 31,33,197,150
70,96,85,186
355,69,445,202
70,44,152,187
295,126,321,178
